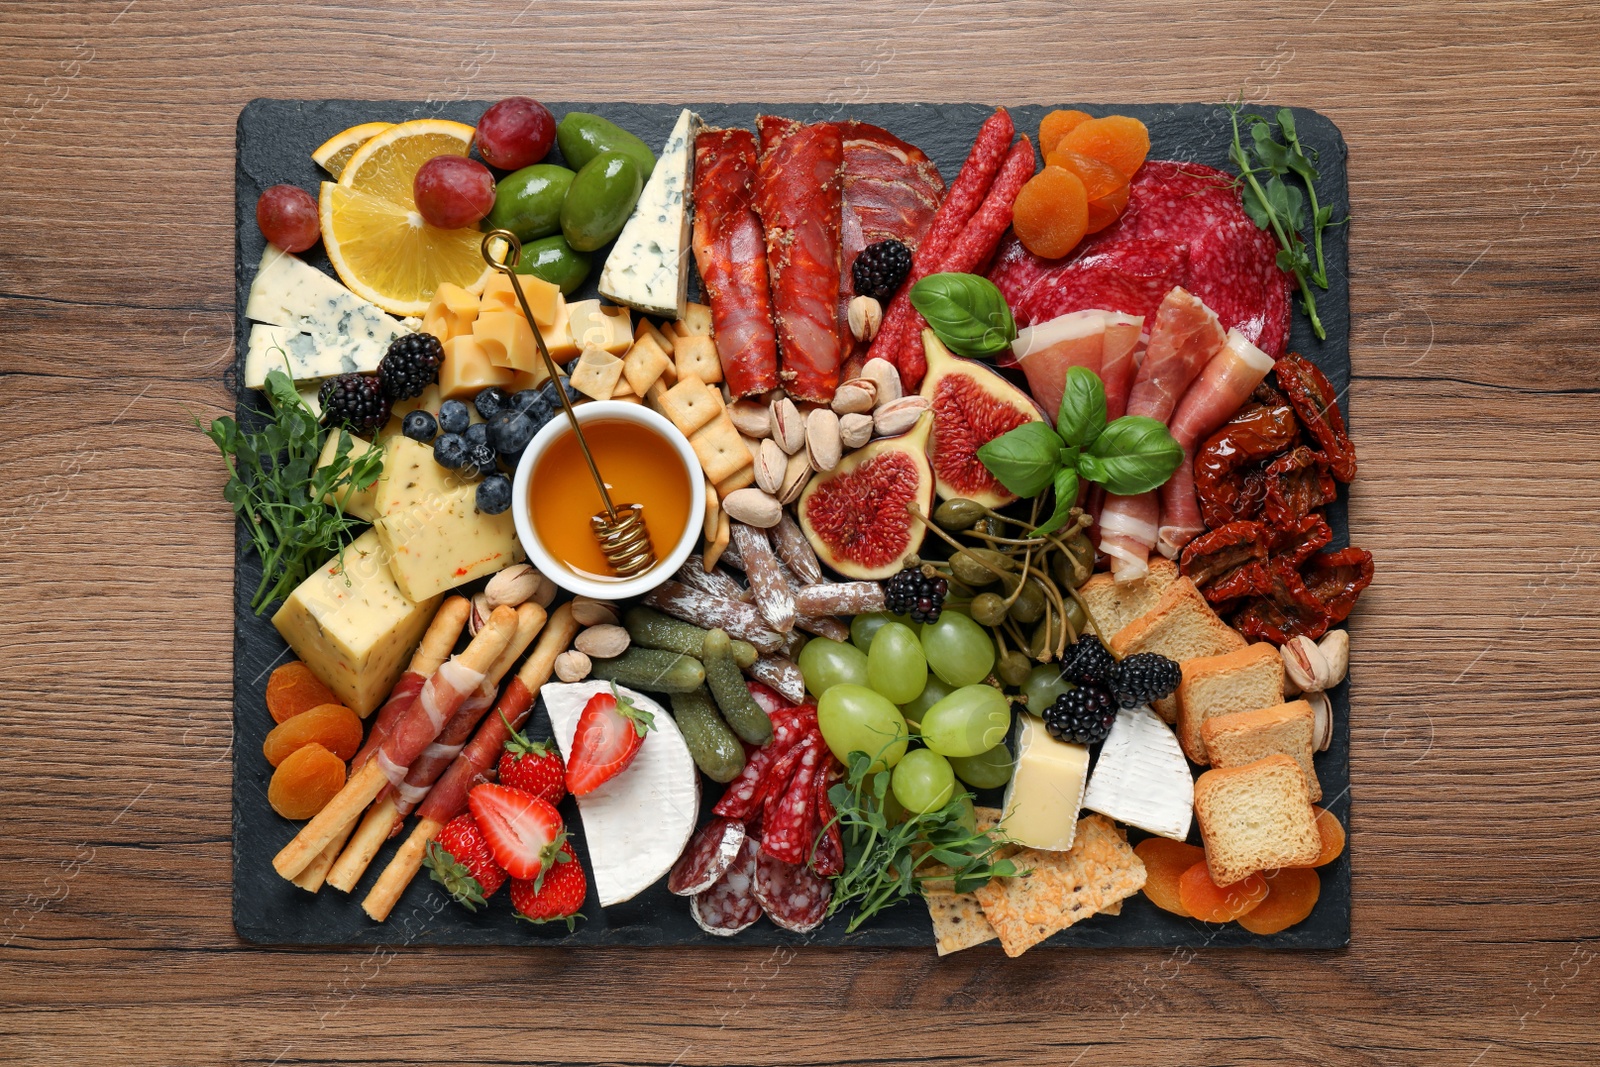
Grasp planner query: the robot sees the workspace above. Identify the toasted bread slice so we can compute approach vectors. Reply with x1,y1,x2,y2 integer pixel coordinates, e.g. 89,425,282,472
1079,557,1178,641
1194,755,1321,885
1110,577,1247,722
1201,701,1321,801
1177,643,1286,763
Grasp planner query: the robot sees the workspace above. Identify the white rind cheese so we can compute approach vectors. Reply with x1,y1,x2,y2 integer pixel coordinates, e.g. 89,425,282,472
1000,714,1090,852
541,681,700,907
1082,705,1195,841
597,108,703,318
242,245,408,388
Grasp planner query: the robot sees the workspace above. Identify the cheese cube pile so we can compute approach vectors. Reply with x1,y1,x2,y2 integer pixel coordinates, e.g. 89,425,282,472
420,277,574,400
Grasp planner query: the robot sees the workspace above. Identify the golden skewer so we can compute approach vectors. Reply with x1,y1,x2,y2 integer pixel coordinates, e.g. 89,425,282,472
481,229,655,578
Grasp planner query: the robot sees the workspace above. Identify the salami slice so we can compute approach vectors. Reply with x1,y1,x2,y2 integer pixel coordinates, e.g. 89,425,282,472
669,817,747,896
761,734,825,864
759,732,816,832
811,763,844,877
690,835,764,936
753,851,832,933
711,705,817,820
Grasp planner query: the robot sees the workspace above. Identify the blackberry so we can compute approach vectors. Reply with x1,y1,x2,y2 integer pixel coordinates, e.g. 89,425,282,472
318,373,391,435
476,474,513,515
377,333,444,400
883,567,948,624
437,399,471,436
851,239,912,303
1042,685,1118,745
474,386,509,421
1108,652,1182,709
488,409,536,455
1060,634,1117,686
402,410,438,443
433,432,469,470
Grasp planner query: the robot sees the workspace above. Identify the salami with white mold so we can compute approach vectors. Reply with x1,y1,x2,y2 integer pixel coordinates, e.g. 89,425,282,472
669,817,747,896
643,581,783,652
746,654,807,706
690,834,765,936
753,851,832,933
731,522,796,633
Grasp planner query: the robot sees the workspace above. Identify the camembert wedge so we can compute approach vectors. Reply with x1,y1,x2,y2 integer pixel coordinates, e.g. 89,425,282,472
1082,705,1194,841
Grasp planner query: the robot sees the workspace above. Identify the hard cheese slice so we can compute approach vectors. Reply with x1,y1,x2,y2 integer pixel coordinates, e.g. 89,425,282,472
1000,715,1089,852
541,681,700,907
242,244,409,388
1082,705,1195,841
597,108,703,318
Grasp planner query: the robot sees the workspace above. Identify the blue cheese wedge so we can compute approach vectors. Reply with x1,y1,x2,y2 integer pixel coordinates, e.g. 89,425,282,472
1082,705,1194,841
597,108,703,318
242,244,409,388
541,681,699,906
1000,714,1090,852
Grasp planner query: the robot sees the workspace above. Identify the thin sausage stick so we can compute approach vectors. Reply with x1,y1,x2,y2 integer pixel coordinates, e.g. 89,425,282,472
361,604,577,922
272,607,518,881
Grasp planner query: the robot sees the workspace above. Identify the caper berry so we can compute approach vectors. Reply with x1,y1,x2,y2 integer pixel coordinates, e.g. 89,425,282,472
970,591,1009,628
997,649,1032,687
1052,529,1096,590
1007,575,1048,625
950,547,1013,586
933,498,986,531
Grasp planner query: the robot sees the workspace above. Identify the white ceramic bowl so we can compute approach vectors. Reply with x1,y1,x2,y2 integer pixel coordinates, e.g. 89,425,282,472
511,401,705,601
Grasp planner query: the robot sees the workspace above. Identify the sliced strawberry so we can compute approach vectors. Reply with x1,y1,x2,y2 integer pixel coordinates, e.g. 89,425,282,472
565,685,655,796
467,782,564,881
422,813,506,911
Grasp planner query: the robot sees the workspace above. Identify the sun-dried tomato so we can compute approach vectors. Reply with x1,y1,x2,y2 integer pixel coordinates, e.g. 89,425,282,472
1302,547,1375,624
1232,558,1334,643
1179,521,1272,604
1275,354,1356,482
1263,446,1338,528
1194,392,1301,527
1270,513,1333,566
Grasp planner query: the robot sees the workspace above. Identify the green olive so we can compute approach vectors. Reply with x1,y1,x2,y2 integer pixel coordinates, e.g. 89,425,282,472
933,498,986,531
560,151,643,252
997,650,1032,688
970,592,1009,628
951,548,1013,587
512,234,591,294
485,163,575,242
1007,575,1048,625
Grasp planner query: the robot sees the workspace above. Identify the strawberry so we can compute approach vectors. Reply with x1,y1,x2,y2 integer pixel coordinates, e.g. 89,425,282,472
565,684,655,796
421,814,506,911
467,782,565,881
497,716,566,806
509,837,586,929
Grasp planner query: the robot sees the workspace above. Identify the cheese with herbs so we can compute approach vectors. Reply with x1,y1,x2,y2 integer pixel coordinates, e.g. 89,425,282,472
597,108,702,318
1000,714,1090,852
314,431,382,522
1082,705,1194,841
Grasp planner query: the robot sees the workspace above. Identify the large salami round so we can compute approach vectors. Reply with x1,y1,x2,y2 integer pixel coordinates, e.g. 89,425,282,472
690,835,764,937
752,851,832,933
668,817,747,897
988,161,1292,357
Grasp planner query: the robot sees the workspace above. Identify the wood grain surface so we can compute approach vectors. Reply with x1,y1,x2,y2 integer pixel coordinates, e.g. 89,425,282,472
2,2,1597,1065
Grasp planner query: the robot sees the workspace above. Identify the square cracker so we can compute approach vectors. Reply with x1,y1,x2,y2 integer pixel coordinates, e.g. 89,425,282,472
690,413,750,485
973,814,1147,958
921,807,1005,956
658,375,721,435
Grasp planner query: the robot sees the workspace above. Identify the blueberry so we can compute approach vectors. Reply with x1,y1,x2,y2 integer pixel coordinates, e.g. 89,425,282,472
465,443,497,478
476,473,513,515
474,386,509,421
463,422,491,450
488,409,536,454
497,447,525,474
437,399,471,435
542,374,581,409
509,388,543,415
433,432,469,470
402,410,438,443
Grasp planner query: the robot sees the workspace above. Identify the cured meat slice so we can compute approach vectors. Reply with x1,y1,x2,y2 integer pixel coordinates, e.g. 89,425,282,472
811,764,844,877
690,834,764,936
761,734,826,864
988,161,1291,357
1098,490,1161,583
1011,310,1106,419
753,850,832,933
711,706,817,820
756,116,846,402
1100,312,1145,421
1126,287,1228,423
693,128,779,397
669,817,747,896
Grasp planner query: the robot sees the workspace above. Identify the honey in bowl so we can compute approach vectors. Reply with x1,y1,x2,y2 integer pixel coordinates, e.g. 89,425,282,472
529,418,693,580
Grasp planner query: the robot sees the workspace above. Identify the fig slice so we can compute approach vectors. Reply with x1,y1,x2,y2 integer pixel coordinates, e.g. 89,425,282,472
918,330,1046,508
798,414,933,580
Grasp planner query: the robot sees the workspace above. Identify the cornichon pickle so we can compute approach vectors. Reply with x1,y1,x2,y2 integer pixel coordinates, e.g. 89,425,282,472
670,687,745,783
701,628,773,745
624,606,758,667
556,112,657,180
588,647,704,693
513,233,590,294
484,163,574,242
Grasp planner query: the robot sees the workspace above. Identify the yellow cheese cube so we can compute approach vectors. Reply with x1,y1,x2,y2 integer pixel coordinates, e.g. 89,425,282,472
473,309,537,372
509,367,549,393
481,271,560,325
536,295,579,361
271,529,443,716
422,282,480,340
1000,715,1090,852
438,282,480,319
314,430,382,522
439,335,514,399
567,299,632,354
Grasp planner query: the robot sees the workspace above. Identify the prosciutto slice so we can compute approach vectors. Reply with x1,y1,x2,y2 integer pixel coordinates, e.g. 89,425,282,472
372,657,486,790
755,116,845,402
1157,329,1275,558
693,128,779,397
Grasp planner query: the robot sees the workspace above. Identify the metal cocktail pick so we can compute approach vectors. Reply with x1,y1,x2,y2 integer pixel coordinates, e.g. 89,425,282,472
481,229,655,578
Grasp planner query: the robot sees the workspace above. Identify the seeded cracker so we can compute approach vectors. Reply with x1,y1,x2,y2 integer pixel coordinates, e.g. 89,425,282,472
973,814,1147,957
922,807,1003,955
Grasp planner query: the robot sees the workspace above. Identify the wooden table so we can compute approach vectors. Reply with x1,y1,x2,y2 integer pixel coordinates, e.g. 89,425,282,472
3,2,1596,1063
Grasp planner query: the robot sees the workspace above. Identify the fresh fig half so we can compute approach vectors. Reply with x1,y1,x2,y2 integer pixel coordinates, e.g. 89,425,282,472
798,414,933,580
918,330,1045,508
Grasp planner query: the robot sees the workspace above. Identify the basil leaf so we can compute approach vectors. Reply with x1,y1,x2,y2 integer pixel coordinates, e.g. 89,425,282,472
975,422,1061,498
909,272,1017,358
1055,366,1107,447
1081,415,1184,495
1033,467,1080,537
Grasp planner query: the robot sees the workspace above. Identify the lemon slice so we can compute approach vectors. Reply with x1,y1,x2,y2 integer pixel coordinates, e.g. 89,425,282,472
319,118,490,315
311,121,395,179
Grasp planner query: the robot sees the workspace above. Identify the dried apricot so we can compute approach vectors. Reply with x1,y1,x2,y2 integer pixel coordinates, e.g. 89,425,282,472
1135,838,1206,917
1177,860,1267,923
268,743,346,820
1237,867,1321,935
1043,148,1126,201
263,702,363,766
265,661,339,724
1085,183,1130,234
1011,166,1089,260
1297,806,1346,867
1038,109,1092,156
1059,115,1150,178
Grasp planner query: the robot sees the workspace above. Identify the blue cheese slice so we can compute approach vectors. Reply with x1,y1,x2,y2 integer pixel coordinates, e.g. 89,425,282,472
1082,705,1194,841
541,681,700,906
242,245,408,388
597,108,702,318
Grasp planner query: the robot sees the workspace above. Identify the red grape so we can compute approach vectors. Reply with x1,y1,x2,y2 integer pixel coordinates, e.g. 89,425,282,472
413,155,496,229
256,184,320,253
475,97,556,171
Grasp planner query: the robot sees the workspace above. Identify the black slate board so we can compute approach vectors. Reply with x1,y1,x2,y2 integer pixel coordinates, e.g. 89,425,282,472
233,99,1352,949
